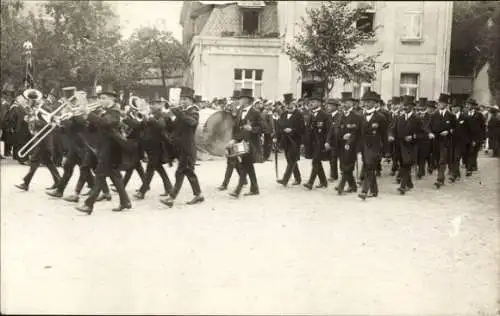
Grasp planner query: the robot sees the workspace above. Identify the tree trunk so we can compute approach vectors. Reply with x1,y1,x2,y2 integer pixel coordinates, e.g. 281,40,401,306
159,52,167,89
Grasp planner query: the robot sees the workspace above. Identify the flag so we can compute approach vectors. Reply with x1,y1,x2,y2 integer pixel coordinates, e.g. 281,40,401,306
25,53,34,89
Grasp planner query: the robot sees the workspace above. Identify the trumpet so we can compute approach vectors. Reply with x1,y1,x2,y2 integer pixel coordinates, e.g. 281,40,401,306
18,94,78,159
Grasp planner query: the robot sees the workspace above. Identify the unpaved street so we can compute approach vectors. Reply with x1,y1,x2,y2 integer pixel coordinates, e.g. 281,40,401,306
1,155,499,315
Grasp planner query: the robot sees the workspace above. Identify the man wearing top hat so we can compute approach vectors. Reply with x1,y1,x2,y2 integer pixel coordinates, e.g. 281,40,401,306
332,92,362,194
464,97,485,175
325,98,341,181
415,97,432,179
160,87,205,207
486,105,500,157
373,92,390,176
228,88,264,198
388,95,424,195
1,83,16,158
357,90,387,200
388,96,402,176
133,97,174,200
275,93,305,187
218,90,246,191
76,87,132,214
428,93,457,188
449,101,471,181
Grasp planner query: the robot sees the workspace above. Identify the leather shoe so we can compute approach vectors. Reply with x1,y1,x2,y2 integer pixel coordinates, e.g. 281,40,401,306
303,183,313,190
367,192,378,198
217,185,227,191
335,187,343,195
315,183,327,189
15,183,28,191
398,187,406,195
46,183,58,190
133,192,145,200
358,192,367,200
345,187,357,193
243,191,259,196
96,193,112,202
112,203,131,212
186,195,205,205
328,177,338,182
80,189,91,196
465,171,472,177
75,204,93,215
434,181,442,189
229,191,239,198
63,195,79,203
46,190,63,198
160,197,174,207
276,179,286,186
292,180,301,185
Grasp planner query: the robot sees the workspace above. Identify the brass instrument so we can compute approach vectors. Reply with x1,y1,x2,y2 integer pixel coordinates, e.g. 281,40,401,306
18,94,78,159
127,96,152,122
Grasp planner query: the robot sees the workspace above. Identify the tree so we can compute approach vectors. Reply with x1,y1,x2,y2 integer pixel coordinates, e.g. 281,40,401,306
486,7,500,104
0,0,33,89
127,26,190,89
285,1,380,97
450,1,497,76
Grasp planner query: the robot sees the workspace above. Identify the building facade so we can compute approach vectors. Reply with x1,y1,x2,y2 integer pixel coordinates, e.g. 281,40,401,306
180,1,453,102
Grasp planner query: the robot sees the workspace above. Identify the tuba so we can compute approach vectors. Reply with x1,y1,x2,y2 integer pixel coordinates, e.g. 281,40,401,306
127,96,151,122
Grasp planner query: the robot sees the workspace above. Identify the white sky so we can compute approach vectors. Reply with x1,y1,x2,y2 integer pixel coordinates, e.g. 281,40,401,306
108,1,184,41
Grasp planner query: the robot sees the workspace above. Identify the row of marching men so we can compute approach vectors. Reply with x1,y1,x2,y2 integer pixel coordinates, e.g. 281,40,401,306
7,86,206,214
236,89,491,200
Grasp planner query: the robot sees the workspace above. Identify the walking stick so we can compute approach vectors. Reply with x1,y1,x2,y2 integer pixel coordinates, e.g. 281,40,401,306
272,114,279,180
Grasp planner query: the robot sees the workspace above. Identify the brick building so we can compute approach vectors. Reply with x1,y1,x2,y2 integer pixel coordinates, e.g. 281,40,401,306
180,1,453,102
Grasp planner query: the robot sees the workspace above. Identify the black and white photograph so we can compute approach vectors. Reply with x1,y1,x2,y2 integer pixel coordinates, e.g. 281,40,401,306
1,0,499,314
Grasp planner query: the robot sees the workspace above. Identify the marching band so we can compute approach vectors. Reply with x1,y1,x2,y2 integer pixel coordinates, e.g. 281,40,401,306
0,83,499,215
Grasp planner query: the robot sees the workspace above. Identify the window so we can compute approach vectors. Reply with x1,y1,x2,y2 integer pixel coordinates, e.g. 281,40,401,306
352,82,372,99
242,10,260,35
356,12,375,33
399,73,419,97
233,68,263,98
402,12,423,41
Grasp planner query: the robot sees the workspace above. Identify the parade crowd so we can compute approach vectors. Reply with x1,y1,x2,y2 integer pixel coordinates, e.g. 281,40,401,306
0,82,499,214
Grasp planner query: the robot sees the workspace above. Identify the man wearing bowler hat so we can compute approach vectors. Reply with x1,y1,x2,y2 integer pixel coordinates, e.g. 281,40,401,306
464,97,485,175
228,88,264,198
427,93,457,189
160,87,204,207
275,93,305,187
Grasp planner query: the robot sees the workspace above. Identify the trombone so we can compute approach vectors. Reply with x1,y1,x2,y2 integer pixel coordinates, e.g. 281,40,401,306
18,94,79,159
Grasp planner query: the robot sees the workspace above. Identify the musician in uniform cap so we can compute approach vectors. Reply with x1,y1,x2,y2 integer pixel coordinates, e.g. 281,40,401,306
325,98,341,181
464,97,485,175
357,91,387,200
218,90,246,190
228,88,264,198
428,93,457,189
134,97,174,200
160,87,205,207
303,91,330,190
8,93,32,163
388,95,424,195
275,93,305,187
449,101,470,181
332,92,362,194
76,88,132,214
15,89,62,192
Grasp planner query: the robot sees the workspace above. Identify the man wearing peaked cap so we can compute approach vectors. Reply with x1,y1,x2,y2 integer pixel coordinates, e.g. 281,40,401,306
160,86,205,207
428,92,457,189
228,88,264,198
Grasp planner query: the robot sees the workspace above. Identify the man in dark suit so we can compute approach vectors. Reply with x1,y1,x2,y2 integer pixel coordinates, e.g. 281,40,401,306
218,90,246,190
332,92,363,195
275,93,305,187
1,84,16,158
133,98,174,200
464,97,485,175
303,91,330,190
358,91,387,200
228,88,264,198
325,98,341,181
160,87,204,207
389,96,402,176
428,93,457,188
415,97,432,179
76,88,132,214
450,102,470,181
388,95,423,195
373,92,390,177
425,100,438,175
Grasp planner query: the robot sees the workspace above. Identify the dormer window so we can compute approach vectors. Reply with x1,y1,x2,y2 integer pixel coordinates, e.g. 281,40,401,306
242,10,260,35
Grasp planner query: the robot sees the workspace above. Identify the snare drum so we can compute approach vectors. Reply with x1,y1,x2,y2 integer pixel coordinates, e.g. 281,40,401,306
226,141,250,157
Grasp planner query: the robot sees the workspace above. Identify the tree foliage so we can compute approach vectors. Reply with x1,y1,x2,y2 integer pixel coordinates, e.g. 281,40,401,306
450,1,498,76
285,1,380,96
486,7,500,104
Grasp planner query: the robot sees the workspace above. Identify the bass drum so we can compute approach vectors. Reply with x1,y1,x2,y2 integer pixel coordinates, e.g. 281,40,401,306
195,109,235,157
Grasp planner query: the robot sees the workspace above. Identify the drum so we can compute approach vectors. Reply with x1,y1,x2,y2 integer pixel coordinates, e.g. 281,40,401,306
226,141,249,158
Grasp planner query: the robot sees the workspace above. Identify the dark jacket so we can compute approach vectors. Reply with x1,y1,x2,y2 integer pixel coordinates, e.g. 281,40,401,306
306,109,331,161
168,105,200,161
467,110,486,143
390,112,424,165
360,111,388,165
232,105,264,163
276,109,304,160
429,110,457,147
452,111,470,148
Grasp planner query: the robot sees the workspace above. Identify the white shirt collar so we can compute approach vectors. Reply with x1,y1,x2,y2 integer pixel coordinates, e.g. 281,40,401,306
242,105,252,112
312,107,321,113
331,110,338,116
